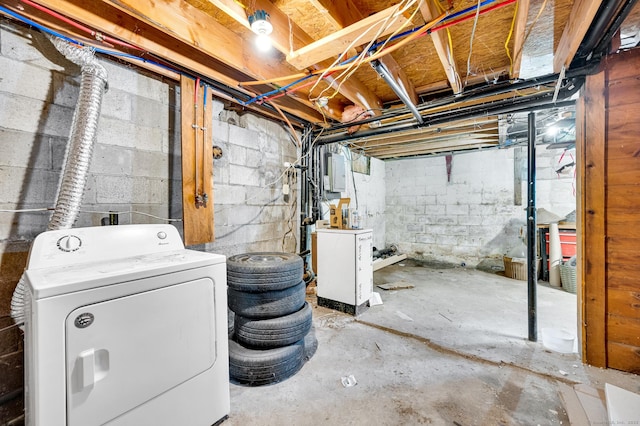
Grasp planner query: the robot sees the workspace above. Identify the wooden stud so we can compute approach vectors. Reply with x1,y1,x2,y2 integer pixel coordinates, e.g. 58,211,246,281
180,76,214,246
578,68,607,368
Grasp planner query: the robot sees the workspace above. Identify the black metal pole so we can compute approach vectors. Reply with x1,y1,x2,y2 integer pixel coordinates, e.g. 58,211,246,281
527,112,538,342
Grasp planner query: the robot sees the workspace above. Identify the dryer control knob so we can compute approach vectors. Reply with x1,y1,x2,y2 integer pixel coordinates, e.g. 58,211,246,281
57,235,82,252
157,231,167,240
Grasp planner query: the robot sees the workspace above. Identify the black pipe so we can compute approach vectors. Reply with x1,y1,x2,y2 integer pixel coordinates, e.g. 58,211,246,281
299,127,311,254
315,89,579,146
573,0,638,65
527,111,537,342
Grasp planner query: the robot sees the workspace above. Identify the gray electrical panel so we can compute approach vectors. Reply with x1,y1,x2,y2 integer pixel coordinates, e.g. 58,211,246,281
324,153,346,199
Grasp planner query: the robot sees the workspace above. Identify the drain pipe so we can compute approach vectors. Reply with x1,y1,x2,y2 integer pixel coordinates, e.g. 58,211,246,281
10,38,108,325
371,59,423,124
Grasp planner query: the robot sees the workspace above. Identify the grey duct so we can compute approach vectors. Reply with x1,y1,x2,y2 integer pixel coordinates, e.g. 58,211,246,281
10,38,108,325
371,59,424,124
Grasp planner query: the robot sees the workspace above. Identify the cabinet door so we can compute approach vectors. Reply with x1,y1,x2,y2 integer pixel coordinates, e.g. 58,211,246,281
355,232,373,305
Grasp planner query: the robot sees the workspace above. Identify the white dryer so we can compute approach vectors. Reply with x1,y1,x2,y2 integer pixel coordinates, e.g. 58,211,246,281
23,224,230,426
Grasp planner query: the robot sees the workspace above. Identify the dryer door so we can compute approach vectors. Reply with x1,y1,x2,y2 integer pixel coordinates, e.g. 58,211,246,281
65,278,216,425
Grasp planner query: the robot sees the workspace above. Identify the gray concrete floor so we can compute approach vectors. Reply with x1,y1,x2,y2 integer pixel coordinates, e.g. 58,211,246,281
226,261,639,425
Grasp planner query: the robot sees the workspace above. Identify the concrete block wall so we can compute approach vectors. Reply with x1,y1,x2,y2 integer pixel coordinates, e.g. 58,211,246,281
385,146,576,266
199,105,300,256
0,20,299,305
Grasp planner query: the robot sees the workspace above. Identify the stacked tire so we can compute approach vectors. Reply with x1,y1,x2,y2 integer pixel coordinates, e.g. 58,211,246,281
227,252,317,386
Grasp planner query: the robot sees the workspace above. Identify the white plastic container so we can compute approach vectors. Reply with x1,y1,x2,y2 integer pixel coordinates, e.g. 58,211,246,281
541,327,576,353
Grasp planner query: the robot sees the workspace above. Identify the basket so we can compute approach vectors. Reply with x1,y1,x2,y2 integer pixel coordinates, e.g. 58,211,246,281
503,256,540,281
559,263,577,294
503,256,527,280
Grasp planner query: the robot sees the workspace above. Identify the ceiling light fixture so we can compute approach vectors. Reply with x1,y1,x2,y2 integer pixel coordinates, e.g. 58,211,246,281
248,10,272,52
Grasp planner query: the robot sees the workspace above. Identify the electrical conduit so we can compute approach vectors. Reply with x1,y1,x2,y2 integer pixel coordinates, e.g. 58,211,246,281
10,37,108,325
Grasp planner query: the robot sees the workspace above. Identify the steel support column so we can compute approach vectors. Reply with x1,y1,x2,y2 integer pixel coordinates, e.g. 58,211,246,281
527,111,538,342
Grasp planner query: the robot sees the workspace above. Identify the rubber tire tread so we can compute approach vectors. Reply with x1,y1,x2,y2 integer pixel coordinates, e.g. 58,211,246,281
227,252,303,275
235,302,312,349
228,339,304,386
227,269,302,292
227,309,235,337
228,280,305,320
303,326,318,361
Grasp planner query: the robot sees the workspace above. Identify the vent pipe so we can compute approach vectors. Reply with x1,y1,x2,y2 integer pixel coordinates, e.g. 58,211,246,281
371,59,423,124
11,38,108,325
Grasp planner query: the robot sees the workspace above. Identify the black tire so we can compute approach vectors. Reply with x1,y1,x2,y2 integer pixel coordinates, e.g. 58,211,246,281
235,302,312,349
228,280,305,319
228,309,235,337
227,269,302,292
227,252,303,275
303,326,318,361
228,339,304,386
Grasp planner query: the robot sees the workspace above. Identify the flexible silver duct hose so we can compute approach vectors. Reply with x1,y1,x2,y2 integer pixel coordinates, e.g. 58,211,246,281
10,38,108,325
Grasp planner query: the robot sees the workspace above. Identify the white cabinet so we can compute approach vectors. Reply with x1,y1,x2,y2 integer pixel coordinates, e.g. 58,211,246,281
316,229,373,315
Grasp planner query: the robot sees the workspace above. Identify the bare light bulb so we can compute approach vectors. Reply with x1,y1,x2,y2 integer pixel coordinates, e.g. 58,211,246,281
255,33,272,51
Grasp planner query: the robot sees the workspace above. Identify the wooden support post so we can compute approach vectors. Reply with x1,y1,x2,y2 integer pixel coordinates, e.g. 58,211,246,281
180,75,214,245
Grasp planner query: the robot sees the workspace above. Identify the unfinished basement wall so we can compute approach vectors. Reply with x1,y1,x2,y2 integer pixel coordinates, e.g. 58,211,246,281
198,105,299,256
385,146,576,266
0,21,181,319
0,20,299,422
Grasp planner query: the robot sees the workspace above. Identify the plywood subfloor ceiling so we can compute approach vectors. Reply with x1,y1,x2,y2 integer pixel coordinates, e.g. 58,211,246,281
3,0,640,158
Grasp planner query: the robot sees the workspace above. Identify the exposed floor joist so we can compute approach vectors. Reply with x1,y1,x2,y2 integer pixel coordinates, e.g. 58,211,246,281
554,0,605,72
420,0,463,94
285,4,411,70
207,0,383,117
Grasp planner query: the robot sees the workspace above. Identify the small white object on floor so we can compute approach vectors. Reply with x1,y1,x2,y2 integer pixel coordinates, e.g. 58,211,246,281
395,311,413,321
369,292,383,306
341,374,357,387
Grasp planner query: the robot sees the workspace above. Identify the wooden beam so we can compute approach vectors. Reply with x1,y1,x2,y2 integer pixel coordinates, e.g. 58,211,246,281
308,0,362,29
207,0,383,116
510,0,530,78
372,141,499,159
286,4,411,70
577,68,607,367
301,0,406,112
554,0,604,73
420,0,463,94
181,75,214,245
22,0,326,123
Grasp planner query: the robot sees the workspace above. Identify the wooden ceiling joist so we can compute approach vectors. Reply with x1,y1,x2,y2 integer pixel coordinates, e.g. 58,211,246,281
308,0,417,109
17,0,327,123
286,4,411,70
419,0,463,94
369,140,500,159
207,0,383,116
554,0,604,73
510,0,530,78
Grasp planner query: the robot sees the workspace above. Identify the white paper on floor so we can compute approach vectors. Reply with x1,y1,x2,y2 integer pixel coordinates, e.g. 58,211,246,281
369,292,383,306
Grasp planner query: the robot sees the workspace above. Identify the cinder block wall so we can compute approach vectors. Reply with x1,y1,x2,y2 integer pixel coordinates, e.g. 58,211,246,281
385,147,576,266
0,20,299,422
0,20,300,315
202,105,299,256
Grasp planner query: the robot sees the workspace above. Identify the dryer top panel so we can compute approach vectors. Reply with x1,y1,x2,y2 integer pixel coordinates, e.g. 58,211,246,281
27,224,186,270
25,249,225,299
